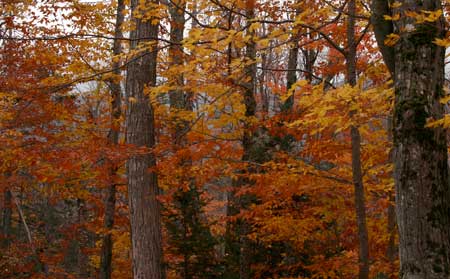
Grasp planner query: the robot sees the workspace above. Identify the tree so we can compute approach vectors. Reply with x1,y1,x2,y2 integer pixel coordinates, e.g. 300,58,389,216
9,0,450,277
346,0,370,277
372,0,450,277
99,0,125,278
125,0,164,278
165,186,221,279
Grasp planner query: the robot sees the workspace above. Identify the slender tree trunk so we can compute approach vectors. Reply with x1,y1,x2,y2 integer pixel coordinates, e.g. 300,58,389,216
239,2,257,279
225,2,258,278
283,33,299,111
283,3,300,112
2,188,12,247
167,2,193,278
350,126,370,279
99,1,125,278
372,0,450,277
126,0,164,278
168,0,188,117
346,0,369,278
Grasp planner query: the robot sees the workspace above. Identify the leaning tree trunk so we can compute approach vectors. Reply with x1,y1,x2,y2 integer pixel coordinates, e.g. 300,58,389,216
346,0,370,278
126,0,164,278
372,0,450,278
99,0,125,278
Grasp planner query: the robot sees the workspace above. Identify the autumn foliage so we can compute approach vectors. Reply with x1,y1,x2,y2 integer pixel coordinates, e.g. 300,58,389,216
4,0,449,278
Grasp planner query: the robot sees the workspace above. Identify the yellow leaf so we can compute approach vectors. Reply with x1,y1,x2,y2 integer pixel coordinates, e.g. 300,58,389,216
384,13,400,21
440,95,450,104
384,33,400,46
389,1,402,8
434,38,450,47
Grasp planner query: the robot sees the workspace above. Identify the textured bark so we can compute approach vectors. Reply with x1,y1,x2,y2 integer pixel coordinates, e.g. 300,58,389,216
372,0,450,278
126,0,164,278
393,1,450,277
99,1,125,278
346,0,370,278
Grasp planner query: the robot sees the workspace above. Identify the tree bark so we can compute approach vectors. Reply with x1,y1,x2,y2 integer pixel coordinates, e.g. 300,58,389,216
126,0,164,278
372,0,450,278
346,0,370,278
99,1,125,278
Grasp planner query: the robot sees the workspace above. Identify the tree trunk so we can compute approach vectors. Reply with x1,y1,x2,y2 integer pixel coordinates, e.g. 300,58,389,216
126,0,164,278
283,33,299,111
350,125,370,279
282,3,300,112
393,1,450,277
99,0,125,278
167,2,193,278
239,2,257,279
346,0,370,278
168,0,187,116
2,188,12,247
225,1,257,278
372,0,450,278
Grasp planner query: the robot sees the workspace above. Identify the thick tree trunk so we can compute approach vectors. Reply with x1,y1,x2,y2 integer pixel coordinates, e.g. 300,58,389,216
372,0,450,278
346,0,370,278
393,1,450,277
126,0,164,278
99,1,125,278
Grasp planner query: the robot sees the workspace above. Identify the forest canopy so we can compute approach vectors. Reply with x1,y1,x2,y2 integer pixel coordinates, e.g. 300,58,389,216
1,0,450,278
